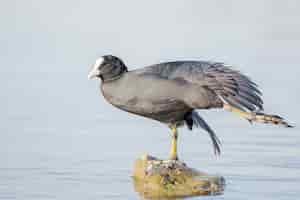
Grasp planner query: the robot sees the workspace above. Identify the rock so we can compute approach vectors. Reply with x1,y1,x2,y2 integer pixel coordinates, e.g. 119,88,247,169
132,154,225,199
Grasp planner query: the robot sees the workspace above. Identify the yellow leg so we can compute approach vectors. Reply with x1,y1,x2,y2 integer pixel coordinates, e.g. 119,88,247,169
223,103,293,127
170,126,178,160
223,103,251,119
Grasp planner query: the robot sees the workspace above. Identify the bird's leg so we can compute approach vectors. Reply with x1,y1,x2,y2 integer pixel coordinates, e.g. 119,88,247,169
170,125,178,160
223,103,293,127
223,103,251,119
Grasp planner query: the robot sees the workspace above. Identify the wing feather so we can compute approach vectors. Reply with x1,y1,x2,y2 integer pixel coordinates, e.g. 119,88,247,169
136,61,264,111
202,63,264,111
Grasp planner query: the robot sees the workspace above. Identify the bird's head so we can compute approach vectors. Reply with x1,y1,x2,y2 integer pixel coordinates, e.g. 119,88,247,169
88,55,128,82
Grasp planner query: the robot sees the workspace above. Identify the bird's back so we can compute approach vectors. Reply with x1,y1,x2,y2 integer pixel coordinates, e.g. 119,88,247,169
133,61,210,84
132,61,223,107
133,60,263,112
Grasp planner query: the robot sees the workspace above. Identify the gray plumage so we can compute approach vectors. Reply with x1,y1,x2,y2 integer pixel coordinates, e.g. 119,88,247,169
190,111,221,155
135,61,263,111
88,55,266,156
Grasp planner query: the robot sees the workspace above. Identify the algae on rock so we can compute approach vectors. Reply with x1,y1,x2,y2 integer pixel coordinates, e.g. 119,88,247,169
133,154,225,199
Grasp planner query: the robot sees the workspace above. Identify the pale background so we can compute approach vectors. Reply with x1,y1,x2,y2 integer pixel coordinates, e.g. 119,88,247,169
1,1,299,199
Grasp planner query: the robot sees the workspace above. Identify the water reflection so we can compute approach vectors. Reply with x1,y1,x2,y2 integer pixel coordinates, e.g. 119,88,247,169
132,177,224,200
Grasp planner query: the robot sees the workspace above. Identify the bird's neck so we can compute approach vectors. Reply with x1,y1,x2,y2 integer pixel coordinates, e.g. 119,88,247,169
100,74,128,107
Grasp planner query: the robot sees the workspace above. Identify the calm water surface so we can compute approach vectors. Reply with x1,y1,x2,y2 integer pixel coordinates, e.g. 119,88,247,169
1,1,300,198
0,71,299,199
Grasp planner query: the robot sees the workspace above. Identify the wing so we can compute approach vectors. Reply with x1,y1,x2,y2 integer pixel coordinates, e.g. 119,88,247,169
135,61,263,112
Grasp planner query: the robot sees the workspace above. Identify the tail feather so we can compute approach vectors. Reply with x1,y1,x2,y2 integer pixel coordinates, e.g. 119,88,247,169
190,111,222,156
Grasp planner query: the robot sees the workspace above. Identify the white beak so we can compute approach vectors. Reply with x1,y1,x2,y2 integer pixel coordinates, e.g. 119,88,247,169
88,65,99,79
88,57,104,79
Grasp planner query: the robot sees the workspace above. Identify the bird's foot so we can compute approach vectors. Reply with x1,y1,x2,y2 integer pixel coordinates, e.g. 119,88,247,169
224,103,293,127
170,154,178,161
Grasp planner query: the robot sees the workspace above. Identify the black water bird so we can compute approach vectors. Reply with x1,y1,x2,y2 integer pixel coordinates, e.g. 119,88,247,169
88,55,292,160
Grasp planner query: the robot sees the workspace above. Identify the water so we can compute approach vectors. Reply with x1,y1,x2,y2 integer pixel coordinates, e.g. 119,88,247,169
1,0,300,199
1,71,299,199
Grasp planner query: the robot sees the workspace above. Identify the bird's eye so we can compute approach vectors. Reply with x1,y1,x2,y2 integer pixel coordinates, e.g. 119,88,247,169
95,57,105,68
